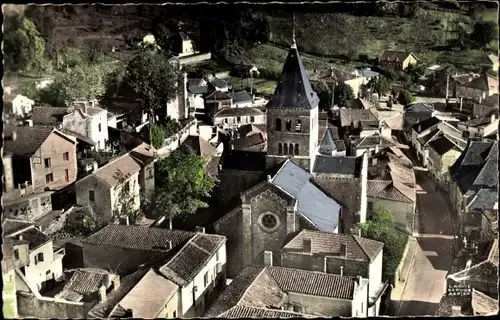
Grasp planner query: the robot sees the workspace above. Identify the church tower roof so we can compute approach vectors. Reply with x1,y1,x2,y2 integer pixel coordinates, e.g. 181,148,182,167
267,44,319,110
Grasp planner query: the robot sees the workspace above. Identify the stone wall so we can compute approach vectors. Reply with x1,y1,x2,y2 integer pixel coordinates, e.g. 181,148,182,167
17,291,93,318
288,292,352,317
3,192,53,221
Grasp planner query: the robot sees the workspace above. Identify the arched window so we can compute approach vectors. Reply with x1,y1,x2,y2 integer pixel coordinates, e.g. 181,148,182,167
289,143,294,156
278,143,283,155
284,143,288,155
285,120,292,131
276,118,282,131
295,143,299,155
295,120,302,132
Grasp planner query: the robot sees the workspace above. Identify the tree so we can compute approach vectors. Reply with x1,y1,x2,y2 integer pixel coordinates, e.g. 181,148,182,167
470,20,498,48
125,48,180,122
398,90,415,106
149,123,165,149
368,77,391,96
63,206,101,237
312,81,333,111
359,206,408,282
113,169,144,225
334,82,355,108
151,149,216,229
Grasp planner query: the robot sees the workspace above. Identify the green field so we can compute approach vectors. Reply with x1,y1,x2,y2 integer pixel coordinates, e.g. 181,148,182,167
227,76,277,95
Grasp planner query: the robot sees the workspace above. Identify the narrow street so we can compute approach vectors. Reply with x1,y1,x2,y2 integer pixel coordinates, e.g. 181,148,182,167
396,169,456,316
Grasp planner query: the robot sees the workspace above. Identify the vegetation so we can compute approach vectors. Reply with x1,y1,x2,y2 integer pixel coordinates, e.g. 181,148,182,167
368,76,391,96
334,82,355,108
149,123,166,149
63,206,101,237
151,149,216,229
359,206,408,282
398,90,415,106
470,20,498,49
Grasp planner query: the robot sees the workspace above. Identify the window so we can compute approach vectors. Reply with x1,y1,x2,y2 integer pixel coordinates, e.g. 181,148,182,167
294,143,299,155
204,272,209,287
224,118,228,124
286,120,292,131
147,168,154,179
45,173,54,183
98,123,102,132
14,249,19,260
173,311,176,318
276,118,282,131
36,253,44,264
295,120,302,132
63,152,69,161
289,143,294,155
260,212,279,231
44,158,51,168
65,169,70,182
236,116,241,123
46,270,51,275
250,116,255,123
89,190,95,202
284,143,288,155
278,143,283,155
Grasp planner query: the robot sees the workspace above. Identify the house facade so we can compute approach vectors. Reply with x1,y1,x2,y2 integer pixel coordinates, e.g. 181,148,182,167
457,115,498,139
3,126,78,198
427,136,463,185
456,75,499,102
62,105,109,150
379,50,418,71
2,191,54,222
213,107,266,129
5,94,35,117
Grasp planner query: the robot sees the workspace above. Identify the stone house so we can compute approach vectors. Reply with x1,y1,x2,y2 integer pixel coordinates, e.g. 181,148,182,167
339,108,379,132
210,78,230,93
233,124,268,152
213,107,266,130
279,230,387,316
32,104,109,151
2,237,29,318
214,159,342,278
464,189,498,243
4,94,35,117
448,140,498,237
205,90,233,119
170,32,196,57
427,135,464,184
75,143,155,222
456,74,499,103
3,220,65,293
378,50,418,71
403,103,436,139
2,190,55,222
205,264,370,317
457,114,498,139
3,125,78,198
472,94,499,118
82,224,227,317
230,90,253,108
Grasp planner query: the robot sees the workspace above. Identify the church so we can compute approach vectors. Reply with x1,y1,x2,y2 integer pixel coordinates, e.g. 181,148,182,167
214,39,371,278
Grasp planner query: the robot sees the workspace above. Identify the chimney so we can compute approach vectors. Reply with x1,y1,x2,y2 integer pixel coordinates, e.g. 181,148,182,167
98,285,107,302
451,306,461,317
168,241,173,250
24,119,33,127
303,239,312,254
119,215,130,226
267,174,272,182
195,226,206,233
12,131,17,141
112,276,120,291
18,235,23,241
340,243,347,257
340,266,344,276
263,250,273,266
323,256,328,273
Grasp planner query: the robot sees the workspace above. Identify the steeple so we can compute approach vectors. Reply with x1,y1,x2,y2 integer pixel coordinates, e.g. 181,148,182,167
291,13,297,49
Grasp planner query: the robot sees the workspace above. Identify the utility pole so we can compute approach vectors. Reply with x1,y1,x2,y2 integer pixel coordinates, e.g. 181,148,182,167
330,66,335,110
445,73,450,108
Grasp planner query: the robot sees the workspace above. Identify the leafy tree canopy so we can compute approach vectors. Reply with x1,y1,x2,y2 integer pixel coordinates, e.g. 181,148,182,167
470,20,498,49
398,90,415,106
334,82,355,108
151,149,216,228
368,76,391,96
63,206,101,237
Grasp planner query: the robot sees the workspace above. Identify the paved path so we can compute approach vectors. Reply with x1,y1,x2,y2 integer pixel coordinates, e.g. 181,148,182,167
396,169,456,316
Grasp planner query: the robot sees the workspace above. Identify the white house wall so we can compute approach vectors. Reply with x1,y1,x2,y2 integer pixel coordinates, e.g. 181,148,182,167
368,251,383,297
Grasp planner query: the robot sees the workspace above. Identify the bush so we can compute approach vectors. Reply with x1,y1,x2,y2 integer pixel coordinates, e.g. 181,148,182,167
398,90,415,105
63,206,101,237
149,123,165,149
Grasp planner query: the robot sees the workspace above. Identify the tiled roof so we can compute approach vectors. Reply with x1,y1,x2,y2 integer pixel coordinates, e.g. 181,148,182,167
340,109,378,127
207,266,359,317
233,133,267,152
463,116,494,127
117,269,178,318
417,128,440,146
428,136,460,156
187,78,205,87
404,103,435,113
312,177,362,215
59,268,113,299
471,289,499,315
10,227,51,251
448,239,499,284
31,106,70,125
60,128,96,146
221,150,266,172
205,90,232,101
380,50,416,62
188,85,209,95
351,134,405,149
463,75,498,91
128,142,156,166
181,135,218,158
218,306,313,318
83,225,195,252
448,240,494,275
367,180,415,203
159,233,226,286
211,78,229,89
267,44,319,110
282,230,383,262
90,153,143,187
230,90,253,104
3,125,57,157
384,113,404,131
238,123,266,137
412,116,440,133
347,98,374,110
272,160,341,232
2,219,34,236
313,155,358,175
215,107,264,117
204,156,221,178
435,294,473,316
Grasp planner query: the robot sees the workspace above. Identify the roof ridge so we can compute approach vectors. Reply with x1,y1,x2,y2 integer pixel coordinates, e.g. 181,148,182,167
352,235,374,261
237,267,267,306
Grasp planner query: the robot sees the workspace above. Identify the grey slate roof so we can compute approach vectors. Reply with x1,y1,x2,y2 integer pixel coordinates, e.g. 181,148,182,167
417,128,440,146
318,127,337,155
271,160,341,232
428,136,459,156
2,219,34,236
3,125,57,157
404,103,435,113
187,78,205,87
188,85,209,95
282,230,384,262
230,90,253,104
313,155,358,176
267,44,319,110
215,107,264,117
83,225,195,252
412,116,440,133
467,189,498,212
210,78,229,89
31,106,70,125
